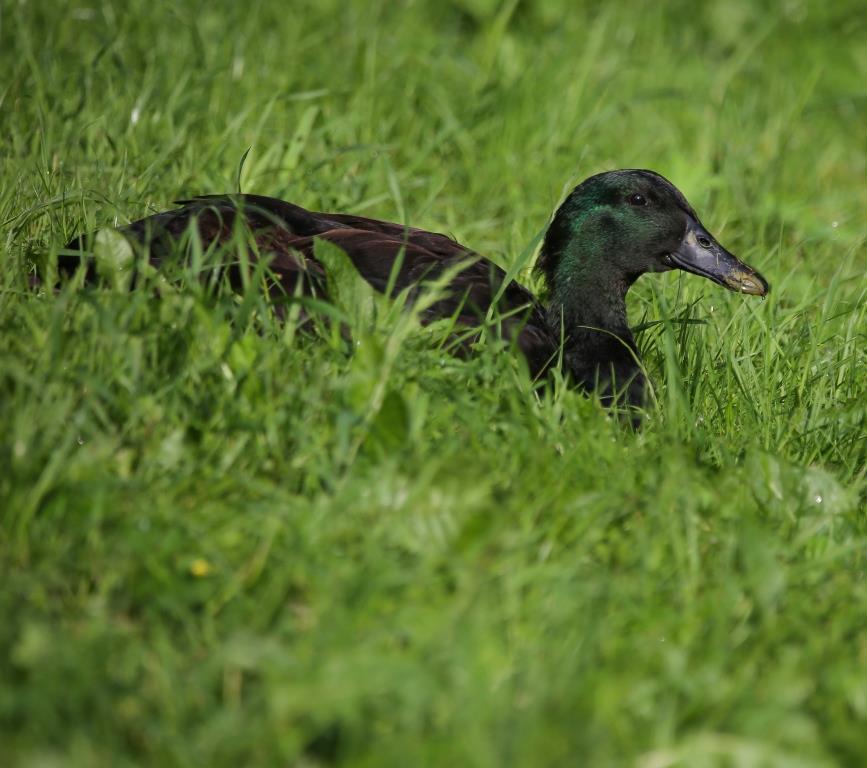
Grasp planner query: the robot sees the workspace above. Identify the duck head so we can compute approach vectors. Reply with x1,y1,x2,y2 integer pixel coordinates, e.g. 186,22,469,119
537,169,769,415
538,169,769,298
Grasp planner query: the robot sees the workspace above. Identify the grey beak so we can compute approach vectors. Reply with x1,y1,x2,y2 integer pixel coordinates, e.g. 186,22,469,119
669,221,769,296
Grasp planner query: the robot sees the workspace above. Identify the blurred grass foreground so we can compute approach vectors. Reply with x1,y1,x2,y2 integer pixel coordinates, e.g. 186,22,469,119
1,0,865,765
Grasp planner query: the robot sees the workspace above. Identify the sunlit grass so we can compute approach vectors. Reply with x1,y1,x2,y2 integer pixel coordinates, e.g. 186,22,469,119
1,0,865,766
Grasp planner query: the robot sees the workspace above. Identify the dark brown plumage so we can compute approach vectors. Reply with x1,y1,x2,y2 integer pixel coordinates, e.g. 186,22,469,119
63,193,558,377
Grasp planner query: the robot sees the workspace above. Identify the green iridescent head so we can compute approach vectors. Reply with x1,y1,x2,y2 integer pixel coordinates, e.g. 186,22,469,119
538,169,768,296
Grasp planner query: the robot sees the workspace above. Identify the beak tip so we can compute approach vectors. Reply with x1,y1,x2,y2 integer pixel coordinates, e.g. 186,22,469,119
728,268,769,297
743,273,770,297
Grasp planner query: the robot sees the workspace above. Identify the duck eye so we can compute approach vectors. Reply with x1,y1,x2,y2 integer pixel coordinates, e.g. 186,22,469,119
628,193,647,206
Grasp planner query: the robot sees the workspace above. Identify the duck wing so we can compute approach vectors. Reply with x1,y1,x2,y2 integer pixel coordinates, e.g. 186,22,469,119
63,194,556,377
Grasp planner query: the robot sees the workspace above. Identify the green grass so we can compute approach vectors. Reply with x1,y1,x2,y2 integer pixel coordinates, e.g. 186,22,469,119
1,0,866,765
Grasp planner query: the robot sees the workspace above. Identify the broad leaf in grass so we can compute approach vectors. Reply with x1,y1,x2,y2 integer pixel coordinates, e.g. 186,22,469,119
313,236,378,331
93,228,135,291
367,388,411,452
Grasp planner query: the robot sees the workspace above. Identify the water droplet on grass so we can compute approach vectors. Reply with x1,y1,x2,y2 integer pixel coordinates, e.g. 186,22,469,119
814,494,823,504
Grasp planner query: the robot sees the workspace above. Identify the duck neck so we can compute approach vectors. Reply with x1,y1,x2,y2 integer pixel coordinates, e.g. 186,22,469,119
544,256,643,406
547,271,636,361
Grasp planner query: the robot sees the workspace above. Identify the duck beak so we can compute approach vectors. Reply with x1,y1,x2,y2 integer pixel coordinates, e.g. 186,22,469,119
669,221,769,296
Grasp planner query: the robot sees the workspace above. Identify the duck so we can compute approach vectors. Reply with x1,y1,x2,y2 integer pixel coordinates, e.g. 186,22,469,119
62,169,769,416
